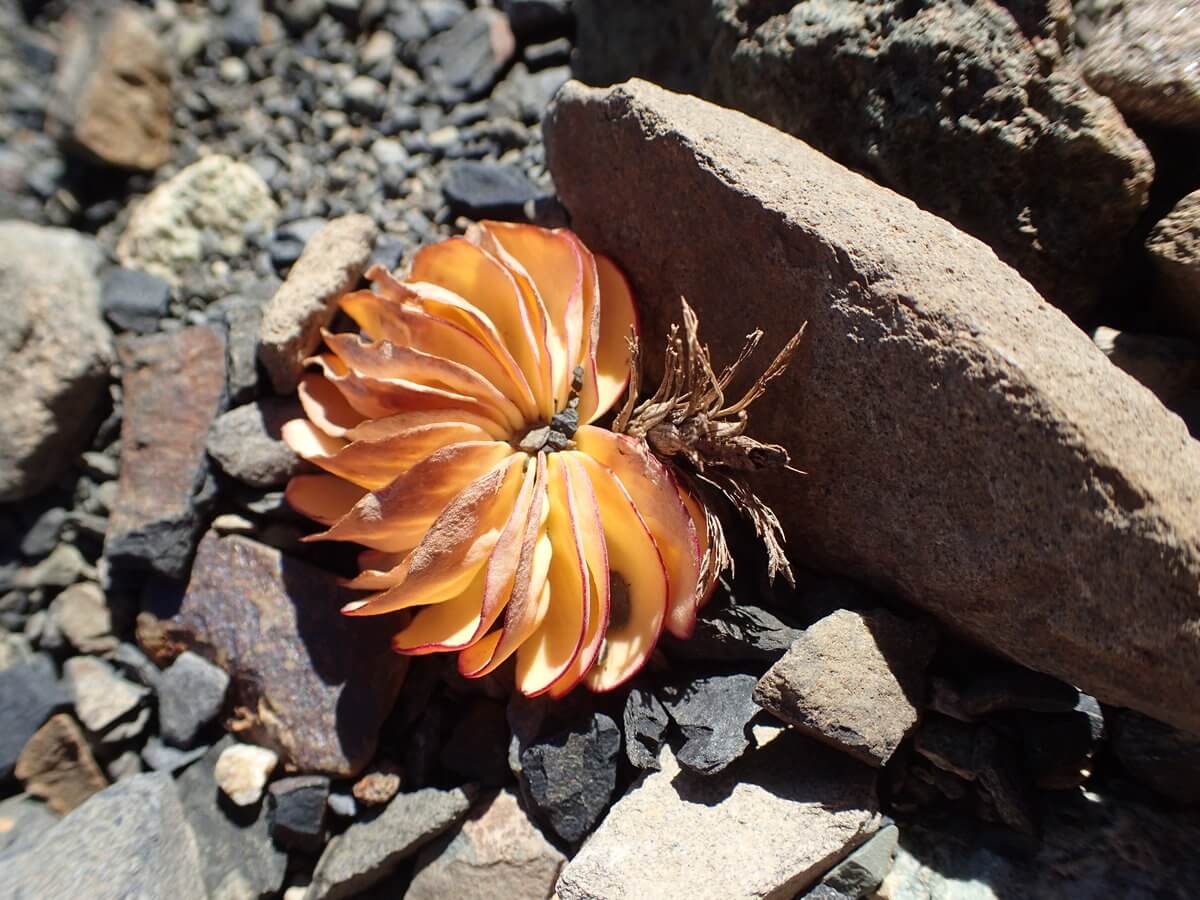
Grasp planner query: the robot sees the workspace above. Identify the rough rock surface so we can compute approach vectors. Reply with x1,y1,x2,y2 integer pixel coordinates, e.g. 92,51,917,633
207,397,305,488
105,325,227,580
659,672,761,774
306,786,474,900
0,221,112,501
754,609,936,766
0,772,206,900
143,531,409,776
48,582,117,655
157,650,230,748
1146,190,1200,338
64,655,150,738
47,3,171,171
407,789,565,900
258,213,378,393
14,713,108,814
116,154,279,285
1092,327,1200,432
269,775,330,853
0,661,71,780
545,79,1200,734
572,0,1153,318
1082,0,1200,129
556,734,879,900
214,742,279,807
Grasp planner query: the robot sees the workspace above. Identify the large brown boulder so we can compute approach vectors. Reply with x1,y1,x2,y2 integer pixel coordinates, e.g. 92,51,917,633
544,79,1200,734
573,0,1154,320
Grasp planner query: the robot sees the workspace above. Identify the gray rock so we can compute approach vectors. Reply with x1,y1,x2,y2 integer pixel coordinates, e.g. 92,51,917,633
211,290,271,404
662,597,802,662
100,266,171,333
0,793,60,855
623,686,670,771
176,738,288,900
0,773,205,900
208,398,305,489
306,786,474,900
19,507,67,558
345,75,387,117
0,661,70,780
1111,708,1200,806
105,326,227,580
159,651,230,747
755,610,936,767
418,8,516,101
520,711,620,843
259,214,377,393
1082,0,1200,129
64,655,150,738
443,160,545,219
0,222,112,502
116,155,279,285
269,775,330,853
106,750,143,781
16,543,93,590
142,736,208,773
267,217,327,271
48,582,116,655
556,734,880,900
544,79,1200,735
406,789,565,900
47,4,171,171
1147,189,1200,339
821,824,898,898
660,672,760,775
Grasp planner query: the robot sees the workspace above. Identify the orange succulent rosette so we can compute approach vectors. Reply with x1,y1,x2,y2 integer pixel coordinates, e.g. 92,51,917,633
282,222,711,697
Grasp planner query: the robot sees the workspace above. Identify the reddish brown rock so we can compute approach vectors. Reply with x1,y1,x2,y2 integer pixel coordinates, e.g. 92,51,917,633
142,531,408,777
754,610,936,767
105,325,226,580
15,714,108,814
48,3,171,171
545,79,1200,734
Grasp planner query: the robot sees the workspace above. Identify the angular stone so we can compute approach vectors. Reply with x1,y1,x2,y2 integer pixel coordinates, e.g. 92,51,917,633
418,8,517,102
351,760,403,807
106,325,226,580
177,738,288,900
1111,708,1200,806
623,686,670,771
47,3,171,171
572,2,1153,318
64,655,150,737
660,672,760,775
0,793,60,855
520,710,620,843
117,155,279,285
207,397,305,489
0,222,112,502
211,291,271,404
142,736,207,774
545,79,1200,735
258,214,377,393
1092,326,1200,432
15,543,93,591
662,596,802,662
1147,190,1200,339
1083,0,1200,130
15,713,108,814
144,531,408,776
158,650,230,748
100,266,172,333
407,789,565,900
48,582,117,655
0,661,69,780
819,823,898,898
269,775,330,853
0,773,205,900
557,734,879,900
306,786,474,900
755,610,935,766
215,742,278,807
443,160,544,220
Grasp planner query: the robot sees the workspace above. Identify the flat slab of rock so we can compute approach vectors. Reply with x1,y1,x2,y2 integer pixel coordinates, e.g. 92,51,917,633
144,531,408,776
258,213,378,393
306,785,474,900
0,772,205,900
556,733,879,900
105,325,227,580
545,78,1200,734
0,222,112,501
407,789,565,900
755,609,935,767
47,3,171,171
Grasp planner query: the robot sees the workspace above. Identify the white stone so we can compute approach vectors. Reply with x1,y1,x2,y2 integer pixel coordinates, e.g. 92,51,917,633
214,743,279,807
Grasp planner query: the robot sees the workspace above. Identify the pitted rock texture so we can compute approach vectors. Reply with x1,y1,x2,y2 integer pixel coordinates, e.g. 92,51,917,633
1146,190,1200,340
573,0,1154,319
545,79,1200,734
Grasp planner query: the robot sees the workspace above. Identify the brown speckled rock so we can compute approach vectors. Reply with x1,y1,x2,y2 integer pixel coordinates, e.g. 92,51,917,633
15,714,108,814
259,214,378,393
1147,190,1200,339
545,79,1200,734
143,531,408,777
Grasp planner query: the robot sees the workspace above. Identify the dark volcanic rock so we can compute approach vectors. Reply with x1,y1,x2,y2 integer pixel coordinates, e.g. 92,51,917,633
623,686,670,771
0,661,71,781
207,397,305,489
269,775,330,853
143,531,409,776
100,266,171,334
418,7,517,102
544,79,1200,736
307,785,475,900
158,650,230,748
520,710,620,843
210,290,271,405
105,325,227,580
442,160,544,219
440,698,512,786
662,596,801,662
660,672,760,775
1,773,205,900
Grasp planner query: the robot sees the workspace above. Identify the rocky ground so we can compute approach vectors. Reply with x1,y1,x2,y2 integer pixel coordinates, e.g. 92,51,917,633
2,1,1199,899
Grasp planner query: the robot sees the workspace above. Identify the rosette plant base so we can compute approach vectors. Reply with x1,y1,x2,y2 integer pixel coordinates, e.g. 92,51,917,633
282,221,795,697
